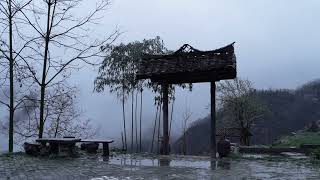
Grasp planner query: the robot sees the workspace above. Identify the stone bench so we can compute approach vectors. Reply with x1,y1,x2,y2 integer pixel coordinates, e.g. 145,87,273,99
36,138,81,157
80,139,114,156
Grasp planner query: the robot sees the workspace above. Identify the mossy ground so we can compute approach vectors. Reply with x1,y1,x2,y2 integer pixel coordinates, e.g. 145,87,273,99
273,131,320,147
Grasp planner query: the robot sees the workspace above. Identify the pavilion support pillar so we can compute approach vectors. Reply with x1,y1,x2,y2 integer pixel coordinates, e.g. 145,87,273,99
162,83,169,155
210,81,217,158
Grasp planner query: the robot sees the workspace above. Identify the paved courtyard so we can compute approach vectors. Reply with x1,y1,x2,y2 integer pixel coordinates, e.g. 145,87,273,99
0,153,320,180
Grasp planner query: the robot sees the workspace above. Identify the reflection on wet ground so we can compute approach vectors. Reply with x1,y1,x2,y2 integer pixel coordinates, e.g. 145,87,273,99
95,154,320,180
105,155,231,171
104,155,212,169
0,153,319,179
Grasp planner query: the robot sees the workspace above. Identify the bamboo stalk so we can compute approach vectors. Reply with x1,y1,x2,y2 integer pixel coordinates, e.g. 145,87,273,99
150,105,159,153
168,97,175,143
131,90,134,151
122,89,127,150
139,90,143,152
135,91,138,152
157,99,162,154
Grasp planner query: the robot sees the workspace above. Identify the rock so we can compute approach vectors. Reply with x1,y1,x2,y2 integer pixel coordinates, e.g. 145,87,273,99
24,142,41,156
217,139,231,158
81,142,99,153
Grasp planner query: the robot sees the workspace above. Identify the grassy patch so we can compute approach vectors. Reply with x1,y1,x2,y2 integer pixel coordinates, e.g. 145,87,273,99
273,131,320,147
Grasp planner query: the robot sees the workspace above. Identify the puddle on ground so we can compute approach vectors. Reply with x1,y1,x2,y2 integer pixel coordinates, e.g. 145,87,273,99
242,152,309,160
106,156,211,169
93,154,320,179
91,176,133,180
2,153,317,179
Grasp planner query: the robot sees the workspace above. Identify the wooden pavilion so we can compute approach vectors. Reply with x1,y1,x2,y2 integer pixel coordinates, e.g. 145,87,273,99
136,43,237,157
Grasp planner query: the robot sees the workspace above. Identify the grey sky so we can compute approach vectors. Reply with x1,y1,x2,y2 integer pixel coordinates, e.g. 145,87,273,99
73,0,320,137
1,0,320,151
93,0,320,88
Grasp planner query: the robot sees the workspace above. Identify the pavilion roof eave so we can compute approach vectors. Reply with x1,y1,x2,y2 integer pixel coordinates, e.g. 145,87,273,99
136,42,237,84
142,42,235,60
137,68,236,84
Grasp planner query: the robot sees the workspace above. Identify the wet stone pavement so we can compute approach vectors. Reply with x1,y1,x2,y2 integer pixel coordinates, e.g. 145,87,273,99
0,153,320,180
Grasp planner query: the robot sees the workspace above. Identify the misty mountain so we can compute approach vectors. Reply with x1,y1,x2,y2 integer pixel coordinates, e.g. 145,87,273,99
173,79,320,155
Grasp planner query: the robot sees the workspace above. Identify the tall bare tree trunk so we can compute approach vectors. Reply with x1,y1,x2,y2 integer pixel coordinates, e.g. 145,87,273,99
121,132,124,150
39,1,53,138
139,90,143,152
8,0,14,152
39,85,46,138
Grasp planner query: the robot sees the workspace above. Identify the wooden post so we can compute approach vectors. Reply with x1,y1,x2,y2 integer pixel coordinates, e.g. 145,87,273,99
162,83,169,155
210,81,216,158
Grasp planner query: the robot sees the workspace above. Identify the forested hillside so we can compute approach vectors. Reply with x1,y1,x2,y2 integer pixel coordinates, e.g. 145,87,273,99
173,80,320,155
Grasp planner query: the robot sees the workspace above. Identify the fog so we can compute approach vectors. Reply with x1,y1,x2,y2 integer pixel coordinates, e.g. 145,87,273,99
1,0,320,151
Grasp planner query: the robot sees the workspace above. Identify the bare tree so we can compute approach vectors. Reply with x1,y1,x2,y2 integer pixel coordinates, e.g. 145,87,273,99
0,0,34,152
17,0,118,138
45,84,97,138
218,78,264,145
2,82,97,144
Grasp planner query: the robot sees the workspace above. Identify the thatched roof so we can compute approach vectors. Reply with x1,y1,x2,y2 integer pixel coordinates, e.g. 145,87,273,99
136,43,236,84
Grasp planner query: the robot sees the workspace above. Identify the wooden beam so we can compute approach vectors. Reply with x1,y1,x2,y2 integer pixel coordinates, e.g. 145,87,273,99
142,69,236,84
162,83,169,155
150,74,235,84
210,82,217,158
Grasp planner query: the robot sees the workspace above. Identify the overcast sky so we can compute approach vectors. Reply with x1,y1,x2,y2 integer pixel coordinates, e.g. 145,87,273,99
1,0,320,151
